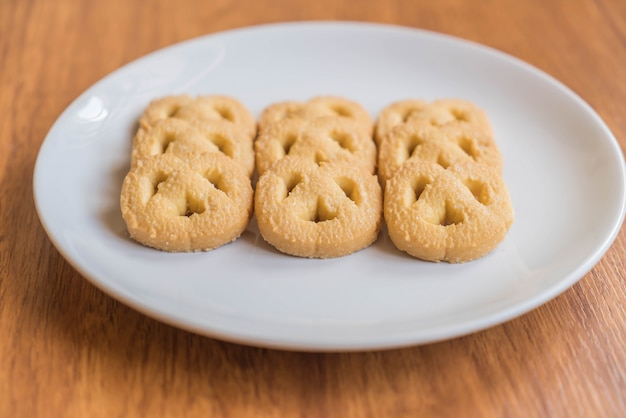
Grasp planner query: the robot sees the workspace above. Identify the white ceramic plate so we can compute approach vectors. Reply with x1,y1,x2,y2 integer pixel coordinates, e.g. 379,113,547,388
33,22,626,351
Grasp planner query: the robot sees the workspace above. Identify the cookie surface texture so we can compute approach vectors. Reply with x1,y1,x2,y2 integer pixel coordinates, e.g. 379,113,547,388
190,119,255,177
407,99,494,137
131,118,219,167
255,157,383,258
256,101,313,134
375,99,493,146
306,96,374,135
139,95,195,129
377,120,502,185
374,99,428,145
139,94,257,139
384,159,513,263
120,153,253,252
257,96,373,136
255,117,376,176
174,95,257,140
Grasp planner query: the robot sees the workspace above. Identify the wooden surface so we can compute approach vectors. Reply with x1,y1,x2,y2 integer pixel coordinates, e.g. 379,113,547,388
2,0,626,416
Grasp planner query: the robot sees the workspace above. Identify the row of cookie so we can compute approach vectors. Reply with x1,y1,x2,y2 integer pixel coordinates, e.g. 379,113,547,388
120,95,513,263
120,95,259,252
130,95,500,178
252,97,384,258
250,97,512,262
253,97,503,182
374,99,514,263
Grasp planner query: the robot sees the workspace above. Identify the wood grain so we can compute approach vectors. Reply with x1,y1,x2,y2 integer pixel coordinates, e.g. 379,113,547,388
1,0,625,417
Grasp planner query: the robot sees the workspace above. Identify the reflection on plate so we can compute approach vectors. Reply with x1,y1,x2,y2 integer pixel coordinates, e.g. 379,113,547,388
33,22,626,351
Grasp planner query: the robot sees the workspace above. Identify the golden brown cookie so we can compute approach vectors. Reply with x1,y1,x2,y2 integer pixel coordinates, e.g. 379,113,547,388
255,117,377,175
189,119,255,177
174,95,257,140
255,156,383,258
254,118,309,175
131,118,219,167
375,98,494,146
131,118,254,177
306,96,374,136
407,99,494,137
139,94,257,139
120,153,253,252
257,96,373,136
377,120,503,185
384,159,514,263
374,99,428,145
256,101,315,134
138,95,194,129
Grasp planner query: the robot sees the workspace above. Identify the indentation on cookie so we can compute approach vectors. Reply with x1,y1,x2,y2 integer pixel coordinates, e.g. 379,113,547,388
183,193,206,217
280,133,298,156
405,134,424,160
455,136,478,161
204,168,226,193
439,201,465,226
334,176,360,204
314,151,328,165
410,175,431,203
329,105,352,118
463,177,491,205
282,172,303,198
436,153,452,169
451,108,469,122
207,133,234,158
311,197,337,223
328,130,354,152
166,105,181,118
158,132,177,154
215,106,234,122
150,171,169,198
423,200,465,226
402,109,418,122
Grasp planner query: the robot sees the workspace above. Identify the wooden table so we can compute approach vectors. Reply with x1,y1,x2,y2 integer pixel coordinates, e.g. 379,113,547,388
2,0,625,416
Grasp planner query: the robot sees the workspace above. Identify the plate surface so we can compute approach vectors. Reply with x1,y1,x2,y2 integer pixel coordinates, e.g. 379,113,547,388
33,22,626,351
